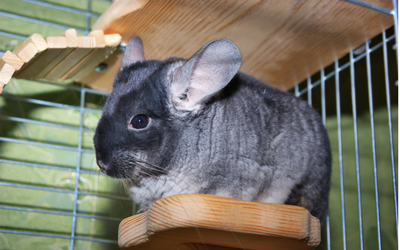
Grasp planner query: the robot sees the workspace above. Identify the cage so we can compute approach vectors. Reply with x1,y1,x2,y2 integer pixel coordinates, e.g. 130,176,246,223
0,0,397,250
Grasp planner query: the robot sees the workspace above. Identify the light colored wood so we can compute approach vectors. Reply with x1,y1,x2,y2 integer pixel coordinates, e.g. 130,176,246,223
118,194,320,250
44,36,96,80
2,30,121,84
63,29,78,47
1,51,24,70
11,34,47,74
0,83,5,94
92,0,393,91
79,49,122,91
93,0,149,31
13,33,48,55
60,30,108,80
14,37,68,79
46,36,67,48
89,30,107,48
104,33,123,47
67,33,122,81
68,46,119,81
61,46,113,80
34,48,74,79
0,63,15,85
13,42,38,63
76,36,96,48
35,31,78,79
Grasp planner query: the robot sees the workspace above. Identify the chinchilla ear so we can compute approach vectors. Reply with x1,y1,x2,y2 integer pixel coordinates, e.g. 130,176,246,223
121,36,145,67
170,39,241,111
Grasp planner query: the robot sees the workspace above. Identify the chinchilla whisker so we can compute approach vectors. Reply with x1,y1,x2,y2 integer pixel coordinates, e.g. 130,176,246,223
134,162,167,174
134,159,166,171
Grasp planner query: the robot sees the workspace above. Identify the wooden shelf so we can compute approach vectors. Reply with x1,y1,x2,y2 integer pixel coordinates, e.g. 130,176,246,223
1,0,393,93
118,194,320,250
89,0,393,92
0,30,122,94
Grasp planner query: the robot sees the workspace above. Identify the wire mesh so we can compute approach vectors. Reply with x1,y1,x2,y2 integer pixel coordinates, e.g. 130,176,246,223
0,0,398,250
294,25,398,250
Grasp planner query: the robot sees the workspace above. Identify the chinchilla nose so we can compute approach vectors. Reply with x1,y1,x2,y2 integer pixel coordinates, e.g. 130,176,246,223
97,160,108,173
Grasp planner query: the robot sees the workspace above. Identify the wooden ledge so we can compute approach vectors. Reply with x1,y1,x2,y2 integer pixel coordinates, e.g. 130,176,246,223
118,194,320,250
0,30,122,94
93,0,393,92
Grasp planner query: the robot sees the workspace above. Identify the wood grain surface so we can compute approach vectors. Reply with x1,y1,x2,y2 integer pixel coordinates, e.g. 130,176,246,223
44,36,96,80
34,29,79,79
118,194,320,250
0,29,122,88
70,33,122,82
92,0,393,92
14,37,67,79
0,63,15,93
1,51,24,70
0,63,15,84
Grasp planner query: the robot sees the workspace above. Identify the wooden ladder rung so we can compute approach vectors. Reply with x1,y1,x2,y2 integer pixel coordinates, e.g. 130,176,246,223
0,28,121,94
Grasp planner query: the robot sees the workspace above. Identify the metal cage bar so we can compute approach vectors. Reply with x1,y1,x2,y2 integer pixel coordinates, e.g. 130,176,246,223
382,29,398,230
335,59,347,250
296,25,397,250
297,34,396,96
350,49,364,250
365,39,382,250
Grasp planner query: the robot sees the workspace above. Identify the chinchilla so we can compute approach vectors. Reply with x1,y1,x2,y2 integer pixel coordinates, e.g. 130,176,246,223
93,36,331,222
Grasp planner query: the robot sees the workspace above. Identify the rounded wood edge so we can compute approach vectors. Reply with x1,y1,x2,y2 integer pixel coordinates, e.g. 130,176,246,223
119,211,151,248
93,0,149,32
118,194,321,249
307,217,321,247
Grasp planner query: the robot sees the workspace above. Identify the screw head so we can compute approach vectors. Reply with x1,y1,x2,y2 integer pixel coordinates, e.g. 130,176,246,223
95,63,108,72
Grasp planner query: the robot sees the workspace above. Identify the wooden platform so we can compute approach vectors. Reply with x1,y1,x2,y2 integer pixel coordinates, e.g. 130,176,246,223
0,30,122,94
89,0,393,91
0,0,393,93
118,194,320,250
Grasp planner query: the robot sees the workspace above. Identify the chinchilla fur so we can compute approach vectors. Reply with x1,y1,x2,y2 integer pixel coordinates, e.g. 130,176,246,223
94,36,331,222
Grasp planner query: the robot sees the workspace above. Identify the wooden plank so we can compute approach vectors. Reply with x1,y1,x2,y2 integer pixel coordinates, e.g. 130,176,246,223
1,51,24,70
104,33,123,47
67,33,121,81
43,36,96,80
59,30,108,80
60,47,109,81
11,33,48,75
35,29,78,79
0,62,16,94
63,28,78,47
14,36,68,79
77,33,122,89
46,36,68,48
79,49,123,92
13,42,38,63
118,194,320,250
13,33,48,54
88,30,106,48
92,0,394,91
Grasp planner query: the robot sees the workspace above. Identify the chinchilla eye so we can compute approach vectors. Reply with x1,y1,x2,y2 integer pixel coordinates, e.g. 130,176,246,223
130,115,149,129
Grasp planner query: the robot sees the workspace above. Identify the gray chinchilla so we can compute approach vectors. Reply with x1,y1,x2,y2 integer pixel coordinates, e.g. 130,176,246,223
94,36,331,222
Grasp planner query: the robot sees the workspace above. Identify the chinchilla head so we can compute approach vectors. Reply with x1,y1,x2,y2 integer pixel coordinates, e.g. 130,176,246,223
93,36,241,181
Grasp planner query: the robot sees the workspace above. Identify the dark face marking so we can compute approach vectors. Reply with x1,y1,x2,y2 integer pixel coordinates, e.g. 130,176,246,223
94,59,184,180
